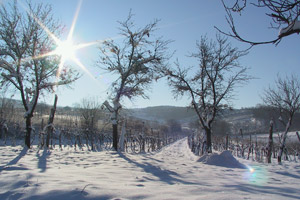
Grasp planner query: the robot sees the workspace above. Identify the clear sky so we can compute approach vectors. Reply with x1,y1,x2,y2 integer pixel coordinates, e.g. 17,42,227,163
4,0,300,109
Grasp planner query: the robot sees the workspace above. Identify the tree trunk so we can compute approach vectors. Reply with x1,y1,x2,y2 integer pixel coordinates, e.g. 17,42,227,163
266,120,274,163
296,132,300,143
141,122,145,152
112,123,118,151
46,95,58,148
0,122,2,139
240,129,244,158
40,119,45,148
225,134,229,150
59,131,62,150
119,121,126,151
247,134,252,160
205,127,212,153
109,103,119,151
278,118,292,164
25,116,32,148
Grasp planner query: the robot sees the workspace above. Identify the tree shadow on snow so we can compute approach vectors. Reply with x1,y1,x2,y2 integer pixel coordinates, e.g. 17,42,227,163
1,188,113,200
0,147,28,172
26,190,113,200
141,155,164,163
275,171,300,179
118,152,197,185
224,184,300,199
0,173,35,199
36,149,51,172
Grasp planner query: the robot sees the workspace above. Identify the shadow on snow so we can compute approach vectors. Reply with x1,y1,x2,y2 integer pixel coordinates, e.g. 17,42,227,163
224,184,300,199
118,152,197,185
36,149,51,172
0,147,28,172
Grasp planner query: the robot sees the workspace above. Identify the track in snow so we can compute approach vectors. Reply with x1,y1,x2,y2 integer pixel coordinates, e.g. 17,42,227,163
0,137,299,200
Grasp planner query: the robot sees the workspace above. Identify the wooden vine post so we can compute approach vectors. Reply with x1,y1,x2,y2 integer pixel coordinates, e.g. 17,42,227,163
46,95,58,148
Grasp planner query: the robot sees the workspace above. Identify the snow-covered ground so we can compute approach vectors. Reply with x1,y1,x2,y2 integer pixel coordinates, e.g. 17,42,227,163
0,138,299,200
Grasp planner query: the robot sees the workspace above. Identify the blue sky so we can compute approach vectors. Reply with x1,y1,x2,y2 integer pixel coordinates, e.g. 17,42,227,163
5,0,300,108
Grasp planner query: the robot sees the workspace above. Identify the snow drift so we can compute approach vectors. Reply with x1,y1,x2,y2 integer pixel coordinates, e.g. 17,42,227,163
197,150,246,169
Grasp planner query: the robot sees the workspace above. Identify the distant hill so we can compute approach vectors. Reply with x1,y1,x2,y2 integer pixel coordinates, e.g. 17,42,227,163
4,98,287,134
126,106,197,123
0,98,253,125
126,106,256,124
0,98,23,108
126,106,263,135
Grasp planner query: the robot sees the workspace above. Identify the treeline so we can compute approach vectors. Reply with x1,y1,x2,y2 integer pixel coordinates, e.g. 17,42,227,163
0,97,187,153
130,106,196,122
187,105,300,163
188,130,300,163
251,105,300,132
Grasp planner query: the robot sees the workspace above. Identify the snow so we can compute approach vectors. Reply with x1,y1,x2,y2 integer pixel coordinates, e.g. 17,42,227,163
1,138,300,199
279,20,300,37
198,150,246,169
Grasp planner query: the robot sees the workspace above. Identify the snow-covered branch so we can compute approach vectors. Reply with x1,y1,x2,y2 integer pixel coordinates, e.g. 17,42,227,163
1,73,21,90
279,20,300,38
217,0,300,47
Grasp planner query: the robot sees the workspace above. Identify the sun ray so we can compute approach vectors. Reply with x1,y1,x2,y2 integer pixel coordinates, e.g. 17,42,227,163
18,0,60,44
68,0,82,41
17,0,127,97
18,0,98,87
73,58,95,78
20,51,57,64
74,41,99,50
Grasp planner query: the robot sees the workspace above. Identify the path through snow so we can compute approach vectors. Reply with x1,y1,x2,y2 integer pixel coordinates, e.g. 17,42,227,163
0,138,300,199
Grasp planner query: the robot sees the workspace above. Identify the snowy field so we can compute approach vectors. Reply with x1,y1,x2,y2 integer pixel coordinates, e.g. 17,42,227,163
255,131,299,143
0,138,300,200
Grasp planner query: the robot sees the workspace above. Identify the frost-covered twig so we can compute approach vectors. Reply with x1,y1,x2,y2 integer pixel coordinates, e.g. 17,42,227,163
81,184,92,194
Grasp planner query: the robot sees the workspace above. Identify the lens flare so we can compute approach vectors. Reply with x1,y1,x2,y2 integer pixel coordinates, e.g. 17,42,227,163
243,165,268,186
248,166,255,173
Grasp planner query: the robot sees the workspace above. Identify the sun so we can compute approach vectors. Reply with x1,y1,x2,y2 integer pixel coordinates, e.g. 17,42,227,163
55,39,77,61
16,0,106,95
22,0,99,75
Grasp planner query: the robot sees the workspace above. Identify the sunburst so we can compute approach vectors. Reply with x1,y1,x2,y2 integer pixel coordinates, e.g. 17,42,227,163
20,0,97,85
55,39,77,62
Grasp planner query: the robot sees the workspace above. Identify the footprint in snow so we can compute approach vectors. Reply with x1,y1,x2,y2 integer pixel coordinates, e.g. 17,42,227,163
136,184,145,187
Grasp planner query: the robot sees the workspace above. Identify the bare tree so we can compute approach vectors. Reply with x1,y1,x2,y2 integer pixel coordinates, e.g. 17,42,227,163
165,35,251,153
262,75,300,163
78,97,102,131
266,118,274,163
217,0,300,47
98,12,171,150
77,97,103,151
0,87,15,140
0,1,79,148
0,87,15,123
